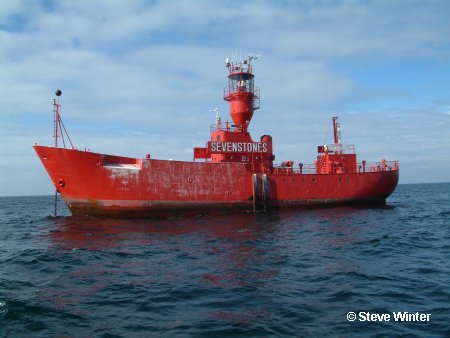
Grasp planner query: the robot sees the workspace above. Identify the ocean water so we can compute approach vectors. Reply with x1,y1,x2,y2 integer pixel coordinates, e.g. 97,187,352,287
0,183,449,337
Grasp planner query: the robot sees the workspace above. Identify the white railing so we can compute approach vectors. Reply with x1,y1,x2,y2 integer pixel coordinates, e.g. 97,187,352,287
272,161,399,174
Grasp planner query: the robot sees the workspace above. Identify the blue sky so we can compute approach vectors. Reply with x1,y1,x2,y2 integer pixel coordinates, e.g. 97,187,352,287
1,0,449,196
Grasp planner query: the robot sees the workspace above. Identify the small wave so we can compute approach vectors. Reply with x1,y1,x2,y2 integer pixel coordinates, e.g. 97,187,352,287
325,289,359,302
0,300,8,317
415,267,440,274
438,210,450,217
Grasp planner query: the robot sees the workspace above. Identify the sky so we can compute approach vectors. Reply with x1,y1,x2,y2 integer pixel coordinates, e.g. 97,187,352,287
1,0,449,196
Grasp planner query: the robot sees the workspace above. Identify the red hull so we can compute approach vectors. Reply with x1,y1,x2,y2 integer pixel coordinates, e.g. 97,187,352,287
34,146,399,218
36,56,399,217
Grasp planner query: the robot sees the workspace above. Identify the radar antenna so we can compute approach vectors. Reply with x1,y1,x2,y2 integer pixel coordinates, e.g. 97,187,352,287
247,53,260,64
210,107,220,125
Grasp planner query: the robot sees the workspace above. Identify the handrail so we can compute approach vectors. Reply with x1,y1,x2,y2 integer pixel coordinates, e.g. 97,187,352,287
210,121,240,133
223,86,260,110
272,161,399,174
367,160,399,172
319,144,355,154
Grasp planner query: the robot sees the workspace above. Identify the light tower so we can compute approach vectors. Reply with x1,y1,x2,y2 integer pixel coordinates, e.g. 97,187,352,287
224,54,260,132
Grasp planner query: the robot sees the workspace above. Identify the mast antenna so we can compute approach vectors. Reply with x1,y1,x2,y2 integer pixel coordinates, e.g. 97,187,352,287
53,89,62,147
52,89,75,149
210,107,220,125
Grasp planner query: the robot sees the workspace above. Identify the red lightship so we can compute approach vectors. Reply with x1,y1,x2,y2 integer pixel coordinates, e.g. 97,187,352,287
34,55,399,218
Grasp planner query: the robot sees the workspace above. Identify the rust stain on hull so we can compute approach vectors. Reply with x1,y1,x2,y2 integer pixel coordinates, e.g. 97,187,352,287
33,55,399,218
34,144,398,219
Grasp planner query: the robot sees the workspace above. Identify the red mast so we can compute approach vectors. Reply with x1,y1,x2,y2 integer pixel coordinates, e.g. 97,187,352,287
224,54,260,132
53,90,62,147
333,117,341,145
51,89,74,149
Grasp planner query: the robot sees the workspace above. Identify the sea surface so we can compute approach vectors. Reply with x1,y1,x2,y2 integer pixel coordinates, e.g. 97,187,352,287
0,183,449,337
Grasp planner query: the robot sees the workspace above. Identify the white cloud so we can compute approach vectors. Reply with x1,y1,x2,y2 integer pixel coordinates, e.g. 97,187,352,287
1,0,450,195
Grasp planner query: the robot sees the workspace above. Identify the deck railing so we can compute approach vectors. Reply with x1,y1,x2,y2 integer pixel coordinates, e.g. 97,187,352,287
272,161,399,174
210,121,240,133
367,160,399,172
319,144,355,154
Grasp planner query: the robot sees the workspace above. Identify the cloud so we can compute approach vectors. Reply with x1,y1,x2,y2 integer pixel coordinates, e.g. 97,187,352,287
0,0,450,195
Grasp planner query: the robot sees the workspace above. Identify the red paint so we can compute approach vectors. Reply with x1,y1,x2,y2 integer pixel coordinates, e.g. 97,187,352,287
34,55,399,218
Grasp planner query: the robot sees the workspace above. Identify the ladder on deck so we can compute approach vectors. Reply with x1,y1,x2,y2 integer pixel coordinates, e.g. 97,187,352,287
252,173,268,212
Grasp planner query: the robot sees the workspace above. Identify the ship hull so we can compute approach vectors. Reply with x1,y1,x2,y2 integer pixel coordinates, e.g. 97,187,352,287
34,146,399,218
